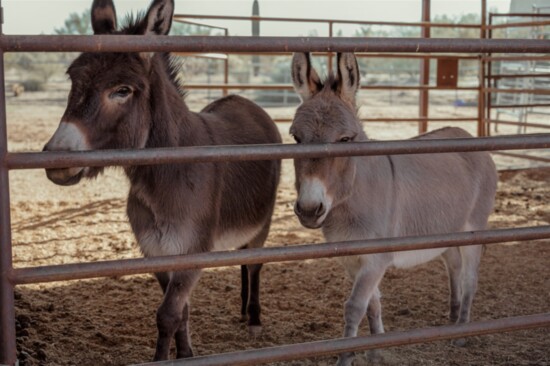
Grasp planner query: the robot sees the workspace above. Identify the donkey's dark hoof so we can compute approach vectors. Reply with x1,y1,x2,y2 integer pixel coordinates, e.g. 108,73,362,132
239,314,248,323
176,348,194,359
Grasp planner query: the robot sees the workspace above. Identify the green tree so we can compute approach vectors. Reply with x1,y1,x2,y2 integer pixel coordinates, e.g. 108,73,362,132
431,13,481,39
170,22,217,36
55,9,92,35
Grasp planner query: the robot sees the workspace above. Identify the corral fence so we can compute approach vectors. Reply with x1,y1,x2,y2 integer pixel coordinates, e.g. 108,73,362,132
1,1,550,365
173,6,550,163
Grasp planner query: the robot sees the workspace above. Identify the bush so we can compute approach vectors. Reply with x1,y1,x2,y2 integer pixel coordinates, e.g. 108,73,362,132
21,79,45,92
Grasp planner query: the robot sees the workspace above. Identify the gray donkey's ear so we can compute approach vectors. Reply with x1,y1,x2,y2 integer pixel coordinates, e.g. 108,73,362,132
336,53,360,107
143,0,174,35
291,53,322,101
91,0,117,34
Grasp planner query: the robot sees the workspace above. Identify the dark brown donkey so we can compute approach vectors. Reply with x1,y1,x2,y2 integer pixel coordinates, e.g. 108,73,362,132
43,0,281,361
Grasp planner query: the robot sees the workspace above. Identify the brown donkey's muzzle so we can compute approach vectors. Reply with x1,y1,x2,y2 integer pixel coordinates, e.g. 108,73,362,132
42,143,85,186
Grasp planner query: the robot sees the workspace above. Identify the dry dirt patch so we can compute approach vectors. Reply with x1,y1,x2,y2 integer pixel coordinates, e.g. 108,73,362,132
6,93,550,365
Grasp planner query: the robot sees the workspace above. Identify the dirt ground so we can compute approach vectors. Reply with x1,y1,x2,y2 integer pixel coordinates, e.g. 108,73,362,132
5,86,550,366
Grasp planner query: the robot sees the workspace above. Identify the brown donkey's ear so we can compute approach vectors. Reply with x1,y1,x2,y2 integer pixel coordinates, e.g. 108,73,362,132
336,53,360,107
142,0,174,35
91,0,117,34
291,53,322,101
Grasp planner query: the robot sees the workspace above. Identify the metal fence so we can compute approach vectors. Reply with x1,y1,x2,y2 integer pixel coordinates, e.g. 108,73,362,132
2,20,550,366
172,11,550,145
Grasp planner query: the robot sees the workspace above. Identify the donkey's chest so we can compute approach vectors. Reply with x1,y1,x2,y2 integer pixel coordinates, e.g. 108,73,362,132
137,220,263,257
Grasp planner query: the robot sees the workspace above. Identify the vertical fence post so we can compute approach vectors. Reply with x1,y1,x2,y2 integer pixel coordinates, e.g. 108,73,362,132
486,12,494,136
419,0,430,134
328,21,334,72
0,1,18,365
477,0,488,137
223,29,229,97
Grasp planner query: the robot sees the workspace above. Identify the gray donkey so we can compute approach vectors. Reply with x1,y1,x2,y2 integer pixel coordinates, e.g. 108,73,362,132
290,52,497,365
43,0,281,361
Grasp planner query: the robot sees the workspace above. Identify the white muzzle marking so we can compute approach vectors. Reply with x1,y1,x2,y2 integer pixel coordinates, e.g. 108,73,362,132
47,122,91,151
297,177,332,227
46,122,92,180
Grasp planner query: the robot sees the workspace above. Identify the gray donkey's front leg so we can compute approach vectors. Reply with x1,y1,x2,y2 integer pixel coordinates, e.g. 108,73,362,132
337,264,386,366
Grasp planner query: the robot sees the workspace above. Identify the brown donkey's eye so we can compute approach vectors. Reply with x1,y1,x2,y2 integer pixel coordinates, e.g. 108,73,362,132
111,86,133,99
339,136,351,143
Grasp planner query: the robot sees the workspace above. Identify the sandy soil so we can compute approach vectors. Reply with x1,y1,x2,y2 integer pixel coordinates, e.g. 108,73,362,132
5,87,550,366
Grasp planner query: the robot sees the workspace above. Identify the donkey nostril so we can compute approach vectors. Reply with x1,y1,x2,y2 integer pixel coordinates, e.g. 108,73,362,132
294,202,303,216
315,202,325,217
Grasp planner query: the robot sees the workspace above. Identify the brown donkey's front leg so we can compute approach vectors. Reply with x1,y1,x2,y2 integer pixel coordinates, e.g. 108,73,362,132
240,263,263,336
174,303,193,358
154,269,201,361
245,263,263,336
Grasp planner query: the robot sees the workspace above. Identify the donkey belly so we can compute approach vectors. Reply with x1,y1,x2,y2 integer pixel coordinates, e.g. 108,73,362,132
212,224,264,252
392,247,448,269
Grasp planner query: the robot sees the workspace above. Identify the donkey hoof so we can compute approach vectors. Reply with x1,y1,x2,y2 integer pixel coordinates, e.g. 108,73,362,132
176,348,194,359
336,352,355,366
452,337,467,347
366,349,383,364
239,314,248,323
248,325,262,338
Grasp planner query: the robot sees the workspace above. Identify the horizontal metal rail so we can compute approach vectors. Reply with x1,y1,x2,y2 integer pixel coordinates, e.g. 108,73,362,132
272,118,479,123
135,313,550,366
173,19,228,32
2,36,550,53
218,52,480,59
489,73,550,79
487,120,550,130
490,12,550,18
184,83,479,91
6,135,550,170
485,88,550,96
173,14,481,29
493,151,550,163
10,225,550,285
483,55,550,62
491,103,550,109
489,20,550,29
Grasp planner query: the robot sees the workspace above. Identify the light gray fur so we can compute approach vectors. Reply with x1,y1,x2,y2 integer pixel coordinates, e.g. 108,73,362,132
291,52,498,366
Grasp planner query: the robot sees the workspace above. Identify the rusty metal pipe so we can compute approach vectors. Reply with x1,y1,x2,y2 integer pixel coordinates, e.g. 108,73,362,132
489,20,550,29
493,152,550,163
489,73,550,79
491,12,550,17
212,52,479,59
2,36,550,53
173,14,482,29
0,28,18,366
6,134,550,170
486,120,550,130
271,118,479,123
483,56,550,62
418,0,431,134
183,83,479,91
11,225,550,285
489,103,550,108
135,313,550,366
485,87,550,95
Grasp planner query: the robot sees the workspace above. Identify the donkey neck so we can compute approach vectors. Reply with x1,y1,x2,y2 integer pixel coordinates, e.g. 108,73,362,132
144,57,203,149
323,153,395,240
